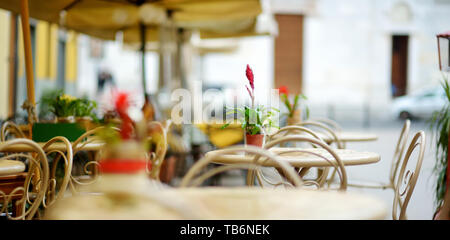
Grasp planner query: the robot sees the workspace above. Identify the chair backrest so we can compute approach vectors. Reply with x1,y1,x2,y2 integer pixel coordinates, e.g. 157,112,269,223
267,125,325,143
308,118,343,132
297,121,345,149
0,139,49,220
1,121,26,141
41,136,73,206
179,145,303,188
392,131,425,220
389,119,410,188
264,135,348,191
69,126,116,194
146,121,169,180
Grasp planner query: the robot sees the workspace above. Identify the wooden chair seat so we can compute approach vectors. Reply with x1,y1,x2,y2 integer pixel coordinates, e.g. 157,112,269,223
0,160,26,176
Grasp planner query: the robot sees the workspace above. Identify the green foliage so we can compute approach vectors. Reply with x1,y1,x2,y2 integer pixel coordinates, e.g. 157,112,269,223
97,124,122,145
281,93,309,118
39,89,63,119
430,73,450,211
39,89,97,120
222,105,279,135
74,98,98,120
40,89,77,117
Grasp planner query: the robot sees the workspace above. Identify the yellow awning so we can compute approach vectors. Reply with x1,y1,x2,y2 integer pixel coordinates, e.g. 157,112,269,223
0,0,263,42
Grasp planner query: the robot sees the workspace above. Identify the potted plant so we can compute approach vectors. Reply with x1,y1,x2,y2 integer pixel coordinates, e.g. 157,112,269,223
222,65,278,147
42,90,78,123
34,90,85,142
74,98,98,130
278,85,308,126
431,74,450,219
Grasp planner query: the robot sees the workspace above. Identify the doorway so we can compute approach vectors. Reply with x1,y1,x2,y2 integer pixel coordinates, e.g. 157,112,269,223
391,35,409,97
274,14,304,94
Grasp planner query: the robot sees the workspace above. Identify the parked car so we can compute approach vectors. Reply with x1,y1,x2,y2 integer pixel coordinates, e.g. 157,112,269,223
391,87,447,120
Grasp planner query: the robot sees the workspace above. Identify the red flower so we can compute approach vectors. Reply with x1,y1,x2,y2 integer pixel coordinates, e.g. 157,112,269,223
115,92,131,115
246,64,254,90
114,91,133,140
279,86,289,95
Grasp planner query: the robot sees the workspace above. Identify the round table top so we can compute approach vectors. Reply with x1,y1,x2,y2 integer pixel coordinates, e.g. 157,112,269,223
205,147,381,168
317,131,378,143
44,187,387,220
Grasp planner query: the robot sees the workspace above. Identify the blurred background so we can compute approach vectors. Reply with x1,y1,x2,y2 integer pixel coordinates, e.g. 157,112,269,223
1,0,449,124
0,0,449,219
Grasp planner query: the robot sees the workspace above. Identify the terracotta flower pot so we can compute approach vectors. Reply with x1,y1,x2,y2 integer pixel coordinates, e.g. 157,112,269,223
76,116,93,130
56,116,75,123
245,133,265,147
287,109,302,126
105,117,122,127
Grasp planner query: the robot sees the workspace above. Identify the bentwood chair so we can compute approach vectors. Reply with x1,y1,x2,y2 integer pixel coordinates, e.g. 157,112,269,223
392,131,425,220
264,135,347,191
146,121,170,180
0,139,49,220
41,136,73,207
1,121,28,162
0,122,30,191
1,121,26,141
308,118,343,133
347,119,410,190
179,145,303,188
291,121,345,188
297,121,345,149
69,126,116,194
265,127,331,186
267,125,325,144
2,121,75,205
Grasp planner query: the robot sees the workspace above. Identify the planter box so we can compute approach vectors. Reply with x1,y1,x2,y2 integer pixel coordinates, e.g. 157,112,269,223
32,123,86,142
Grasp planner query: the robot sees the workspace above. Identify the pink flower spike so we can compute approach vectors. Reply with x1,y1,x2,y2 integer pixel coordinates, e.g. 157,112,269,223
245,85,253,99
246,64,254,90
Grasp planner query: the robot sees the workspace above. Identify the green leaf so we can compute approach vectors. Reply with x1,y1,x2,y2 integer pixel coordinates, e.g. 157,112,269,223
430,73,450,211
305,106,310,119
281,94,292,112
292,95,300,111
221,122,231,129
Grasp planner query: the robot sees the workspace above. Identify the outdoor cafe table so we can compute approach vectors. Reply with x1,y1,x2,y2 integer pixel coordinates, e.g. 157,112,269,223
44,187,387,220
317,131,378,144
205,148,381,168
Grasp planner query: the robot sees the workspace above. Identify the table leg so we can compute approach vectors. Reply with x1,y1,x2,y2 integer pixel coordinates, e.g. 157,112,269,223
12,199,24,218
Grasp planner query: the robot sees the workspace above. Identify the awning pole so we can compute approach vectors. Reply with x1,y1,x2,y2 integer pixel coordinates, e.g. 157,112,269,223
20,0,37,133
140,23,147,96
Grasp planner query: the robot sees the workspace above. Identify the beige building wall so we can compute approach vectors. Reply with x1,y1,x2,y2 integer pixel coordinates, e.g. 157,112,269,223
0,10,10,119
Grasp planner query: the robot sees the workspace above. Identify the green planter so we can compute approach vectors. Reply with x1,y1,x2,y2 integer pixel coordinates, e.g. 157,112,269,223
32,123,86,142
